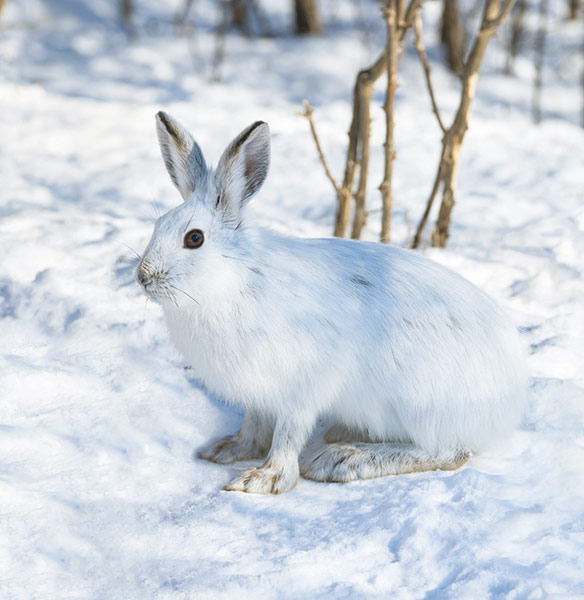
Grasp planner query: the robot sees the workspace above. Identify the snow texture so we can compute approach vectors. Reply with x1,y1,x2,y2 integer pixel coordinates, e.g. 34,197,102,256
1,0,583,598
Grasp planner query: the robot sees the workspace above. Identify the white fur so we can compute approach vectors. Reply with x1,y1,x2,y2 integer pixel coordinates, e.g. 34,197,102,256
137,113,528,494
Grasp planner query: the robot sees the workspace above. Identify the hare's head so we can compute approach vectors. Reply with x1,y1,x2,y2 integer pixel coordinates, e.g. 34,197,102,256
136,112,270,308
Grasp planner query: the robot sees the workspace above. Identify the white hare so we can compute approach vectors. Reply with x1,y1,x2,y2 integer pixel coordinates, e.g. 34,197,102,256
136,112,528,494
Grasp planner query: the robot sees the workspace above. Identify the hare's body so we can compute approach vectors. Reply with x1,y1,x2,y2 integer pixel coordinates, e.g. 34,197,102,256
165,230,524,456
137,113,527,494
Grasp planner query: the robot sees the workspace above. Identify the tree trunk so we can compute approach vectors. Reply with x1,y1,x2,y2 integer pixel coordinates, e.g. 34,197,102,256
120,0,136,38
0,0,8,26
532,0,548,124
295,0,322,34
232,0,247,30
505,0,526,75
441,0,465,75
569,0,580,20
350,77,373,239
581,16,584,127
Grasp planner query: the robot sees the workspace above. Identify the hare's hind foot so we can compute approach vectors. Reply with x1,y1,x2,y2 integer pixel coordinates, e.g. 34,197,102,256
300,442,469,483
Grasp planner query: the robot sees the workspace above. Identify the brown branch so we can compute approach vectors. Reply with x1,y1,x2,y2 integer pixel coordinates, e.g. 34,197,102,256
431,0,516,247
379,1,399,244
349,0,422,241
411,141,449,248
305,0,423,240
485,0,517,30
413,8,446,134
411,0,517,248
350,76,373,239
297,101,340,195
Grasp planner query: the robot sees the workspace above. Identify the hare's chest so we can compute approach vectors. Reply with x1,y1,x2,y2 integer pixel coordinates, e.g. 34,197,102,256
164,306,272,401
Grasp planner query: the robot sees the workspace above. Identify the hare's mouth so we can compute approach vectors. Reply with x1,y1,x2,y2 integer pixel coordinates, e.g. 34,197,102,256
140,280,174,305
136,266,176,306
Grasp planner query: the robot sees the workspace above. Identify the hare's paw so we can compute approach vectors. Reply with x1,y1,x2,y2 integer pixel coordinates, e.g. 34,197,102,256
197,435,266,464
300,443,366,483
224,465,298,494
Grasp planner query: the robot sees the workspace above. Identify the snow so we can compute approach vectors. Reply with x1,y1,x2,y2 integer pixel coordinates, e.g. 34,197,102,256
1,0,584,597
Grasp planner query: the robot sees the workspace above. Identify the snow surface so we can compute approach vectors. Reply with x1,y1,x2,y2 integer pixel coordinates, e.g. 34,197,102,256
1,0,584,598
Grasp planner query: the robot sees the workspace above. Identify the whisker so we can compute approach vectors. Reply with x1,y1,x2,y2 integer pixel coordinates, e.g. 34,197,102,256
183,206,198,234
221,253,255,264
169,283,200,306
116,241,142,261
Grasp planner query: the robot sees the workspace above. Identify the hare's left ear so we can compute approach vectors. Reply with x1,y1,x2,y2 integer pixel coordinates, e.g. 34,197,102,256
215,121,270,226
155,111,207,202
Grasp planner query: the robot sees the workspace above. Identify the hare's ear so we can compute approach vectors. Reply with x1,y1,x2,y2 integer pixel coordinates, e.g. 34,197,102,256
215,121,270,225
155,111,207,202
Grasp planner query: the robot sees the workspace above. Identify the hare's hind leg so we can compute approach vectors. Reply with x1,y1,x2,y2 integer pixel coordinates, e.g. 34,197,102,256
197,409,272,464
324,423,376,443
300,442,469,483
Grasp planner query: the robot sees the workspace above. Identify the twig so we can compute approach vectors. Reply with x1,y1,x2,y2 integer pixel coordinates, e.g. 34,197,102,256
413,8,446,134
298,101,340,195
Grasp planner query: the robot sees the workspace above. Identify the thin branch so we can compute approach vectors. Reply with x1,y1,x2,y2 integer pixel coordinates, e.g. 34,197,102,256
411,141,448,248
413,8,446,133
485,0,517,29
298,101,341,195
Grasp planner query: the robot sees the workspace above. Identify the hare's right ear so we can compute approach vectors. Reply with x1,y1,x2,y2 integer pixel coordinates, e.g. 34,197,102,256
215,121,270,226
155,111,207,202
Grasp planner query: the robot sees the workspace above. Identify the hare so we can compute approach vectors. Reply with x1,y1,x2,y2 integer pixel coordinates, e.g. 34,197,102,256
136,112,528,494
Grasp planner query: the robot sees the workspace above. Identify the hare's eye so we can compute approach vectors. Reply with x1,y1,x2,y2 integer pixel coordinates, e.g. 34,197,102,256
184,229,205,249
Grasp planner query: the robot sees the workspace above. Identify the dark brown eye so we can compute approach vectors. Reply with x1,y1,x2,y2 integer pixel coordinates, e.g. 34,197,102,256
184,229,205,249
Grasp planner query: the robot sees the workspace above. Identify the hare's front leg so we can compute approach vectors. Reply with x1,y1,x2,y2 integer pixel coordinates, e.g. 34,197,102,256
224,418,310,494
197,409,272,464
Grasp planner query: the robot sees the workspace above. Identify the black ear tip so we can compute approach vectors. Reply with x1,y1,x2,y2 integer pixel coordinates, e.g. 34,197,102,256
156,111,169,123
249,120,269,133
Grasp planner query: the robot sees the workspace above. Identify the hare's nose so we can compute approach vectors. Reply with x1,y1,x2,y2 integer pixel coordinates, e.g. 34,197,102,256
136,265,151,287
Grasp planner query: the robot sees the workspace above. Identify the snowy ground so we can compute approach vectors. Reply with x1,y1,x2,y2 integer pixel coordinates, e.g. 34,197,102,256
1,0,584,598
